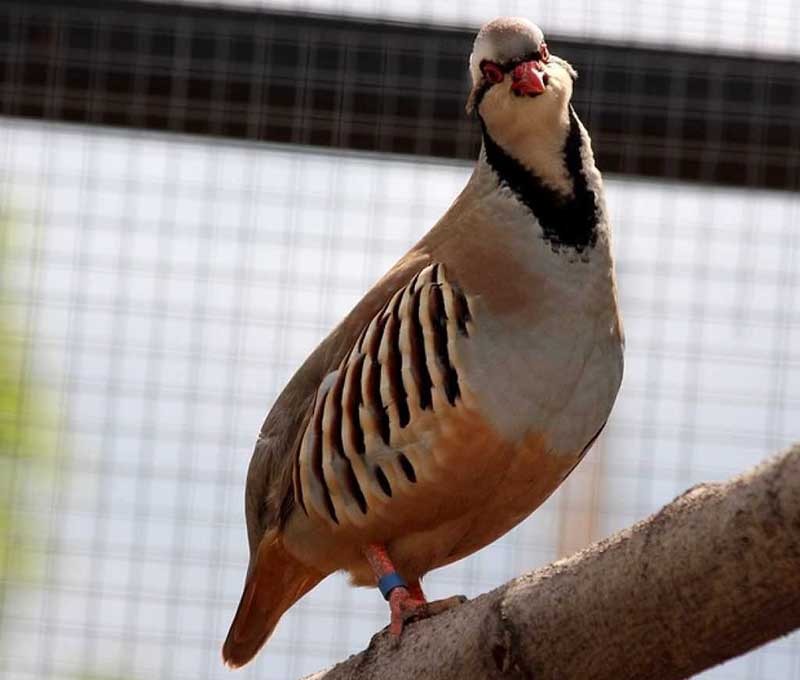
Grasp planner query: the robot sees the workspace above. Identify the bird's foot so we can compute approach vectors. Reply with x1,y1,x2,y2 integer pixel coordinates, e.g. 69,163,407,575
363,543,467,643
388,588,467,638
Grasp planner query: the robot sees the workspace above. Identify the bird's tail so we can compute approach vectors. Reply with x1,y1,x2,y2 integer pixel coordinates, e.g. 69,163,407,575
222,529,324,669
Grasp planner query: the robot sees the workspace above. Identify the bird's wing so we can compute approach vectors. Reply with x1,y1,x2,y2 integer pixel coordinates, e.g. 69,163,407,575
242,249,433,558
224,251,442,668
290,260,477,535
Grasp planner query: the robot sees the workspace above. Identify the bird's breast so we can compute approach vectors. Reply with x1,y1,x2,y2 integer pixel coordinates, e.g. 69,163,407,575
450,204,624,459
461,283,623,457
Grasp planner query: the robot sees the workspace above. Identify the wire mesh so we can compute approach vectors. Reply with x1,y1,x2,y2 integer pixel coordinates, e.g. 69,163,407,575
1,2,799,680
3,2,798,190
155,0,800,57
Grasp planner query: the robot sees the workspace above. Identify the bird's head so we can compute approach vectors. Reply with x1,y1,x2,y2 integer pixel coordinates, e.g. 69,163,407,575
467,17,576,117
467,17,580,191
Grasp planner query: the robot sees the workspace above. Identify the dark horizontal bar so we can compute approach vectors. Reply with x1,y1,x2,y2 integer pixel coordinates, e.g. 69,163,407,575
1,0,798,190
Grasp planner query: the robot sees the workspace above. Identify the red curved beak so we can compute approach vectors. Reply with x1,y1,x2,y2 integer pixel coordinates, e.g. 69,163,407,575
511,61,547,96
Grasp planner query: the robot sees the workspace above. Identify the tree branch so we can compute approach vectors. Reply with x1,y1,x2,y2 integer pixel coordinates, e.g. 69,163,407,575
303,444,800,680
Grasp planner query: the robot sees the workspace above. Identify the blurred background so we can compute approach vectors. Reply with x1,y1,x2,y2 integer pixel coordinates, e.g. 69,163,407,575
1,1,799,679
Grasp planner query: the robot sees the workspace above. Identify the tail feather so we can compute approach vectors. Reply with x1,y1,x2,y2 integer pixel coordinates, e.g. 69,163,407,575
222,530,324,669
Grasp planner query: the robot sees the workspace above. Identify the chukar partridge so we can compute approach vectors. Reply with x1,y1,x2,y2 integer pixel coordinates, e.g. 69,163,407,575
223,16,624,668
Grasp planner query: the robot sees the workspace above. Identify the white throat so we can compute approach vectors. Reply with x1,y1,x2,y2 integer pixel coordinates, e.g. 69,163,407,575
473,105,610,259
485,106,573,194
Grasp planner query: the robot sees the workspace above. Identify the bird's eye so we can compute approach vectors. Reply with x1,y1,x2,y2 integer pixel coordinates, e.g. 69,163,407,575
540,42,550,63
481,61,504,84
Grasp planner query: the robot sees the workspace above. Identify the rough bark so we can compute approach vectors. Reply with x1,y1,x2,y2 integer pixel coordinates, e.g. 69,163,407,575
302,444,800,680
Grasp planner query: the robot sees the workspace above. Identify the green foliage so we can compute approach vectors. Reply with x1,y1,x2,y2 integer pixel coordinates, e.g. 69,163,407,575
0,221,56,593
0,218,132,680
1,323,37,580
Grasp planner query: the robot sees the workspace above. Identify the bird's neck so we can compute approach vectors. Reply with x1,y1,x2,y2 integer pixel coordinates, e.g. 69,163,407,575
477,106,604,255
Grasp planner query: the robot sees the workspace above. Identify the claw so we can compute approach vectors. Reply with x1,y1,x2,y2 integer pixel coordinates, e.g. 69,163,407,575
388,588,467,637
389,586,425,637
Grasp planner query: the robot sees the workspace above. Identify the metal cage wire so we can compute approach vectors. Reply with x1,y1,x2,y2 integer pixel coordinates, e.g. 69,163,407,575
0,2,799,679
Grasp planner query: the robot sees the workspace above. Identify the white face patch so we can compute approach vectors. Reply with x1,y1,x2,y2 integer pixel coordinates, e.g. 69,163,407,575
469,17,545,87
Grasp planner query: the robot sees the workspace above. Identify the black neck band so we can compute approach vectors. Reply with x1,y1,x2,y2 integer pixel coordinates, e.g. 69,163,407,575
479,105,599,254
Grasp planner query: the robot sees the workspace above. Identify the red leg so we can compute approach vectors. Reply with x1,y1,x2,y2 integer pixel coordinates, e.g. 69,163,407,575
363,543,425,636
364,542,399,581
363,544,467,638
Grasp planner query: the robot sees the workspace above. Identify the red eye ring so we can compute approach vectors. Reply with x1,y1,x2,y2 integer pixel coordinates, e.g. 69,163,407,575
481,61,504,84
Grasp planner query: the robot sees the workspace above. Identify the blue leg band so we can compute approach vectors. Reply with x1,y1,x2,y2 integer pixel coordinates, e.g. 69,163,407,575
378,572,407,600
